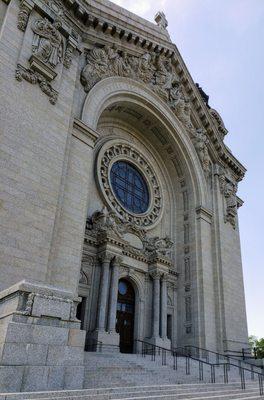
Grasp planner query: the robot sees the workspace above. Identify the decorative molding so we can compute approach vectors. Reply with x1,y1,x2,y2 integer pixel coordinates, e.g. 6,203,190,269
96,140,163,228
16,64,58,104
22,0,245,181
63,36,78,69
15,15,67,104
72,118,99,147
17,0,34,32
216,168,238,229
86,208,173,264
81,45,194,134
190,128,211,175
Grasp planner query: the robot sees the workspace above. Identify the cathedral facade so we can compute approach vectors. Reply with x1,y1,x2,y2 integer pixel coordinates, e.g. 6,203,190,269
0,0,248,392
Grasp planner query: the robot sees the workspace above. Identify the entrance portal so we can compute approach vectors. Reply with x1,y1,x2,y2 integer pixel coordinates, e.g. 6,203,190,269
116,279,135,353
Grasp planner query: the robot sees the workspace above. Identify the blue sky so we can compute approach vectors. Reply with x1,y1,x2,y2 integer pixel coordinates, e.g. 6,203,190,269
112,0,264,338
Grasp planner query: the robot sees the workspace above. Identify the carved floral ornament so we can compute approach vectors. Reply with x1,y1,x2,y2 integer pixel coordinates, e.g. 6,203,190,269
96,141,163,228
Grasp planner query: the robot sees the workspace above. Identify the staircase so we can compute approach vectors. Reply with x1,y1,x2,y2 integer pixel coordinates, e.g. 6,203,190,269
0,382,262,399
0,351,263,399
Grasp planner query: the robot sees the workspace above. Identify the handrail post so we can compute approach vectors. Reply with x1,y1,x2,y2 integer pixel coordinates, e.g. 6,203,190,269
199,361,203,381
223,363,228,383
251,365,254,380
173,351,177,370
258,374,263,396
211,365,215,383
240,367,245,390
186,355,190,375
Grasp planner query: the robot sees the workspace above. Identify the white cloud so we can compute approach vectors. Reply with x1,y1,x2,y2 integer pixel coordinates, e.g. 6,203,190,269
111,0,167,19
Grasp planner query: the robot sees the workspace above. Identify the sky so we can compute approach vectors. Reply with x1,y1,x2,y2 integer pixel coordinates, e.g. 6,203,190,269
112,0,264,339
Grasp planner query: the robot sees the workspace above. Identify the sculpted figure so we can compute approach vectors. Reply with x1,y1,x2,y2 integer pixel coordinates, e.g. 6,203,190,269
105,46,132,77
138,53,155,83
32,18,63,68
192,128,210,173
81,46,109,91
144,235,173,256
224,181,238,227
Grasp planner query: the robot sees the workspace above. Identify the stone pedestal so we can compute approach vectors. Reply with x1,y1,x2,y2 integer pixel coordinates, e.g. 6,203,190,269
90,330,120,353
0,280,86,393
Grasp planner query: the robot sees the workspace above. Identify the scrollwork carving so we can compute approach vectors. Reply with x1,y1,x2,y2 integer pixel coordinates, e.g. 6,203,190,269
17,0,33,32
16,65,58,104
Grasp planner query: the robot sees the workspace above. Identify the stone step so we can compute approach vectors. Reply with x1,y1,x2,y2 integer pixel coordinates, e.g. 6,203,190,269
1,383,261,400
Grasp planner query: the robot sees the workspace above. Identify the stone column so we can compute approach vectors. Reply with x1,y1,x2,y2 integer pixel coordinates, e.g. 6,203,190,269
108,256,121,333
151,272,161,338
97,253,112,331
161,274,168,339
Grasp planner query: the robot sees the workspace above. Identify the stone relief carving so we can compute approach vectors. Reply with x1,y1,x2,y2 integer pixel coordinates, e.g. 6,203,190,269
15,13,76,105
81,45,212,175
223,180,238,228
81,45,193,130
17,0,34,32
191,128,211,174
143,236,173,257
31,18,64,68
16,65,58,104
87,207,173,261
218,171,238,229
97,141,163,228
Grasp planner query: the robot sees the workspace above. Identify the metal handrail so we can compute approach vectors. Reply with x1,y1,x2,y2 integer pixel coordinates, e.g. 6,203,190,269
184,344,263,372
134,339,264,396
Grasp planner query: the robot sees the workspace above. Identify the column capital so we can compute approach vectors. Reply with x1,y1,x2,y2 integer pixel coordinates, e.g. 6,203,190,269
112,255,123,267
150,271,162,280
98,252,113,264
161,273,169,282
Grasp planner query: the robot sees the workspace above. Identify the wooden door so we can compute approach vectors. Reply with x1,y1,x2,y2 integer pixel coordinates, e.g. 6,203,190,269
116,279,135,353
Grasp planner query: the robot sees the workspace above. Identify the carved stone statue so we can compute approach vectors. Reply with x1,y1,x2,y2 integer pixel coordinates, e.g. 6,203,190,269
224,181,238,228
81,46,109,91
144,235,173,257
192,128,210,174
31,18,63,68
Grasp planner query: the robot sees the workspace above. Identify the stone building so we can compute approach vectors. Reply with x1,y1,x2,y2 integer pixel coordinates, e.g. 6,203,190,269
0,0,248,393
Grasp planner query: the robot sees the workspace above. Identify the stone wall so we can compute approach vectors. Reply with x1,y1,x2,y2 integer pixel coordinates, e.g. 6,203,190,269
0,0,249,392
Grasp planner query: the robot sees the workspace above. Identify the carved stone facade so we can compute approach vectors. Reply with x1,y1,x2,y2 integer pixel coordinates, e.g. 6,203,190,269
0,0,248,393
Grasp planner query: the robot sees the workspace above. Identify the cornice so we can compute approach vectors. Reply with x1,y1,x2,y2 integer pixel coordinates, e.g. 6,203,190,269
32,0,246,181
73,118,99,146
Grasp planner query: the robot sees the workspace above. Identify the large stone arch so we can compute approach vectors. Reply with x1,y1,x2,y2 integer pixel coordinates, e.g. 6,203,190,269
81,76,208,208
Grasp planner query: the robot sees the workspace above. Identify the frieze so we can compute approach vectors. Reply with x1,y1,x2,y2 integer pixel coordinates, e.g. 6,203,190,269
81,45,194,132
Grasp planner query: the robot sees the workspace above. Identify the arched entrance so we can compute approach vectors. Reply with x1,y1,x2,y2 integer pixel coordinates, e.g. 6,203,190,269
116,279,135,353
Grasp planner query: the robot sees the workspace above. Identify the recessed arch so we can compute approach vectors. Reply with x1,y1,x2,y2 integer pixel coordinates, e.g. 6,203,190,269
81,76,208,207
